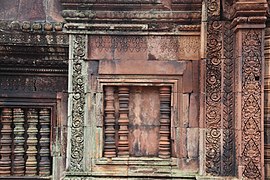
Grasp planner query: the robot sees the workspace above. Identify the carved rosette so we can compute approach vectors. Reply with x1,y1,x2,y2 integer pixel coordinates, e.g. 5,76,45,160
69,34,87,171
205,21,222,175
241,30,263,179
207,0,220,20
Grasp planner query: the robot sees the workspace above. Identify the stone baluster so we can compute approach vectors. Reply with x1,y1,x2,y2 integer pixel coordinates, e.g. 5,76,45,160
0,108,12,175
38,108,51,176
118,87,130,157
25,109,38,175
104,86,116,157
13,108,25,176
159,87,171,158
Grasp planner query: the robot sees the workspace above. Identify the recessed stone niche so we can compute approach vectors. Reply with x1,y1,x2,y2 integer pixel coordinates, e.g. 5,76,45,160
103,85,171,158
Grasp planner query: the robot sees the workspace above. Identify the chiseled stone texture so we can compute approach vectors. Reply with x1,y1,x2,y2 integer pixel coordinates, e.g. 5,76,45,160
0,0,63,21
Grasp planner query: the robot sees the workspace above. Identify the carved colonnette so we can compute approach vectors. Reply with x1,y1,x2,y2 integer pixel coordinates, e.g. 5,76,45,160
117,87,130,157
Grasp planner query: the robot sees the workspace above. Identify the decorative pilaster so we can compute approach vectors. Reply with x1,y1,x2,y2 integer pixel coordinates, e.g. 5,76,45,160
25,109,38,175
0,108,12,175
159,87,171,158
118,87,130,157
231,2,267,179
104,86,116,157
39,108,51,176
68,34,87,171
13,108,25,175
234,28,265,180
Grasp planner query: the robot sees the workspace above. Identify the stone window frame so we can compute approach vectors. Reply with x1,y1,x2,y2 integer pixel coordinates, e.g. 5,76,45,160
93,76,182,168
0,92,66,180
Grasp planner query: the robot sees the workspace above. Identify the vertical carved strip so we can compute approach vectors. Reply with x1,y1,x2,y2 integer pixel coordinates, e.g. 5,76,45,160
205,21,222,175
13,108,25,176
264,27,270,179
159,86,171,159
69,34,86,171
241,30,263,180
222,22,235,176
0,108,12,175
25,109,38,175
118,87,130,157
104,86,116,157
39,108,51,176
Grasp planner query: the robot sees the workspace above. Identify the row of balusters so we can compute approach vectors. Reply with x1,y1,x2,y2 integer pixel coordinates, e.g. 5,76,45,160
104,86,171,158
0,108,51,176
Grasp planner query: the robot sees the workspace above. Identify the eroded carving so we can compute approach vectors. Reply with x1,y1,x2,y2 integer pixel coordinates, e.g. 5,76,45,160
69,35,86,171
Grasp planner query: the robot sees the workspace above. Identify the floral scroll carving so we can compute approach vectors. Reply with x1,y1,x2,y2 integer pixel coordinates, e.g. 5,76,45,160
69,35,86,171
241,30,262,180
205,21,222,175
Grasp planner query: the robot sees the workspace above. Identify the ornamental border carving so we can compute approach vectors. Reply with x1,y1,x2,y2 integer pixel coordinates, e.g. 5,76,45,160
205,20,222,175
241,29,263,180
69,34,86,171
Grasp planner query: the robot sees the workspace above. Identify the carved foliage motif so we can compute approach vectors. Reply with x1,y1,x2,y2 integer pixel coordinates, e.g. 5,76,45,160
94,36,147,53
241,30,262,179
222,22,235,176
207,0,220,19
70,35,86,171
205,21,222,175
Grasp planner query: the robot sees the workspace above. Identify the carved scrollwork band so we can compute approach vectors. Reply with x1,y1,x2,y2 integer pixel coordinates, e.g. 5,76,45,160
205,20,222,175
69,34,86,171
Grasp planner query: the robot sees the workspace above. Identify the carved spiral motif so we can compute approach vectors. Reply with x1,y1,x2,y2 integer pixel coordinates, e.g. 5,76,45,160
70,34,86,172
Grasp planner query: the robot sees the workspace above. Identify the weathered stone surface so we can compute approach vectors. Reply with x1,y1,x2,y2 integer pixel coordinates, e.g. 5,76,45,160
0,0,63,22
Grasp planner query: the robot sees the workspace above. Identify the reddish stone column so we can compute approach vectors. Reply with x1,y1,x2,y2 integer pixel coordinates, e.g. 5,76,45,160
233,11,266,179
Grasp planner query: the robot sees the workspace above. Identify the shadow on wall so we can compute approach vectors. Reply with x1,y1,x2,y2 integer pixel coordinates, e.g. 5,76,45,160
0,0,64,22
